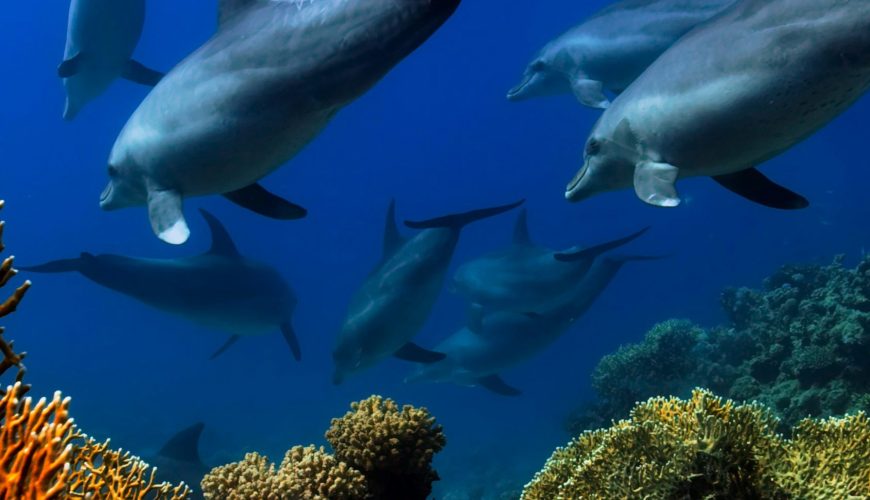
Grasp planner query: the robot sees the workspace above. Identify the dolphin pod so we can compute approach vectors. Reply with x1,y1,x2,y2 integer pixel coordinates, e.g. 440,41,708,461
100,0,462,245
564,0,870,208
508,0,734,108
452,208,650,312
332,199,524,384
59,0,164,120
20,210,301,361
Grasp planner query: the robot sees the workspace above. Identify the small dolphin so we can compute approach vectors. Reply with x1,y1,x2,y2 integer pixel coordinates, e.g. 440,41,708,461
59,0,164,120
566,0,870,209
452,209,649,312
20,210,301,360
101,0,462,245
508,0,733,108
333,199,524,384
407,254,660,395
149,422,209,499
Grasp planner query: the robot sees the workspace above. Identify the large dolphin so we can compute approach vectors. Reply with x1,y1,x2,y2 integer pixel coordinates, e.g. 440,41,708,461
101,0,462,245
59,0,164,120
508,0,733,108
333,199,524,384
452,209,649,312
149,422,209,499
20,210,301,360
407,254,660,395
565,0,870,209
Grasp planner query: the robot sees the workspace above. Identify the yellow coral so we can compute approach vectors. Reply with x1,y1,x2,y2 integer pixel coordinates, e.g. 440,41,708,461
523,389,870,500
201,452,279,499
276,445,368,499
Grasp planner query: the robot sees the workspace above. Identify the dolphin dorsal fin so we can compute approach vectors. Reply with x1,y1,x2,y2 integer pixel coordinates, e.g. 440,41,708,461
512,209,532,246
158,422,205,465
199,209,241,258
219,0,259,27
383,199,405,259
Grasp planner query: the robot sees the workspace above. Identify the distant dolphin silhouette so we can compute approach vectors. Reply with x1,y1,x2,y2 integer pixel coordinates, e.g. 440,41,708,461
406,254,661,395
100,0,462,244
149,422,209,499
59,0,164,120
20,210,300,360
333,199,525,384
452,209,649,312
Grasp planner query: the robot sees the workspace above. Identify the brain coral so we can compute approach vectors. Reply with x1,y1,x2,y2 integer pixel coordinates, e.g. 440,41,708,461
524,389,870,500
326,395,446,500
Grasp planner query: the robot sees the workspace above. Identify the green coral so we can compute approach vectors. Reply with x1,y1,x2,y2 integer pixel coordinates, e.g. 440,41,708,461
568,255,870,433
525,389,870,500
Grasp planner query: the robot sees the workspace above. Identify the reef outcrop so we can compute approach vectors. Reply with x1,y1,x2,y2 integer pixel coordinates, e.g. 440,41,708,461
567,255,870,434
526,389,870,499
202,395,446,500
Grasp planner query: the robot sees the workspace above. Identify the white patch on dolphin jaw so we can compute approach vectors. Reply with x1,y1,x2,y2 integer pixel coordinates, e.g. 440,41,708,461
565,163,591,201
158,220,191,245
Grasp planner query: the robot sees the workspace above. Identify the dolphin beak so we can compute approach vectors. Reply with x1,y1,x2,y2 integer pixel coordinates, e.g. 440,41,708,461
99,182,115,210
507,73,535,101
565,160,591,202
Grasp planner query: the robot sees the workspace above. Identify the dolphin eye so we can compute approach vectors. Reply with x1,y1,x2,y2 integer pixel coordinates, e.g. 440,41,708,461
107,165,119,177
531,60,546,71
586,139,601,155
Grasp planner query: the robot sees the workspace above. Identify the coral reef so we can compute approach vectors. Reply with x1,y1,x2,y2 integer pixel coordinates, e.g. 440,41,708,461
0,200,190,499
567,255,870,434
326,395,446,500
525,389,870,500
202,395,446,500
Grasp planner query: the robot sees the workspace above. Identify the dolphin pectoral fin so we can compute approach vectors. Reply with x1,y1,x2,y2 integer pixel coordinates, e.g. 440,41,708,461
157,422,205,465
572,79,610,109
147,189,190,245
394,343,446,363
713,169,809,210
58,53,83,78
634,162,681,208
122,60,165,87
209,335,241,360
281,322,302,361
477,375,521,396
223,184,307,220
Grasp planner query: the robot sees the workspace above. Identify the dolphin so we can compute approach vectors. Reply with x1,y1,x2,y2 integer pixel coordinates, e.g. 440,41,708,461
149,422,209,500
452,209,649,312
20,210,301,360
332,199,524,384
59,0,164,120
507,0,734,108
407,254,661,395
565,0,870,209
100,0,462,245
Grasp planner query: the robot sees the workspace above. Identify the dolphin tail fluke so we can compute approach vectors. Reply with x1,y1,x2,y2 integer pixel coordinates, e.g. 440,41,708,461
477,374,521,396
281,322,302,361
122,60,165,87
157,422,205,466
553,227,651,262
404,199,525,230
18,255,89,273
209,335,241,360
394,342,446,363
223,184,307,220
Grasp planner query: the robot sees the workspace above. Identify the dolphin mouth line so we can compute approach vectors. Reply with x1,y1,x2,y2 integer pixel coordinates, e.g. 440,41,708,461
565,163,590,201
507,74,533,100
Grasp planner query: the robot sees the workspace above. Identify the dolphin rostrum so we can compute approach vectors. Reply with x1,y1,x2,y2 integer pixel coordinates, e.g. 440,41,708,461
100,0,462,244
333,199,525,384
59,0,164,120
149,422,209,499
407,253,661,395
21,210,301,360
452,208,649,312
508,0,734,108
566,0,870,209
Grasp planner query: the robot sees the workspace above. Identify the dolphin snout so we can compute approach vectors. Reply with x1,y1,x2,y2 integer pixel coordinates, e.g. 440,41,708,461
565,161,591,202
99,182,115,209
507,74,535,101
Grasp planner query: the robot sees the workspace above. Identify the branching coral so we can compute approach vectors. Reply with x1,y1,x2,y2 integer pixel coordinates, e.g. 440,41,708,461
326,395,446,500
0,200,30,393
524,389,870,500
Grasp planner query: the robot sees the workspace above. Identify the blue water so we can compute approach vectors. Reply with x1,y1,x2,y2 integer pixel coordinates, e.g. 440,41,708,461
2,1,869,497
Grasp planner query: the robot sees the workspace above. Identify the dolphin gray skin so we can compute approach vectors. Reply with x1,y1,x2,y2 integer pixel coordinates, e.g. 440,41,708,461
507,0,733,108
566,0,870,209
20,210,301,360
101,0,462,245
333,199,525,384
59,0,164,120
149,422,209,499
452,209,649,312
407,254,660,395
